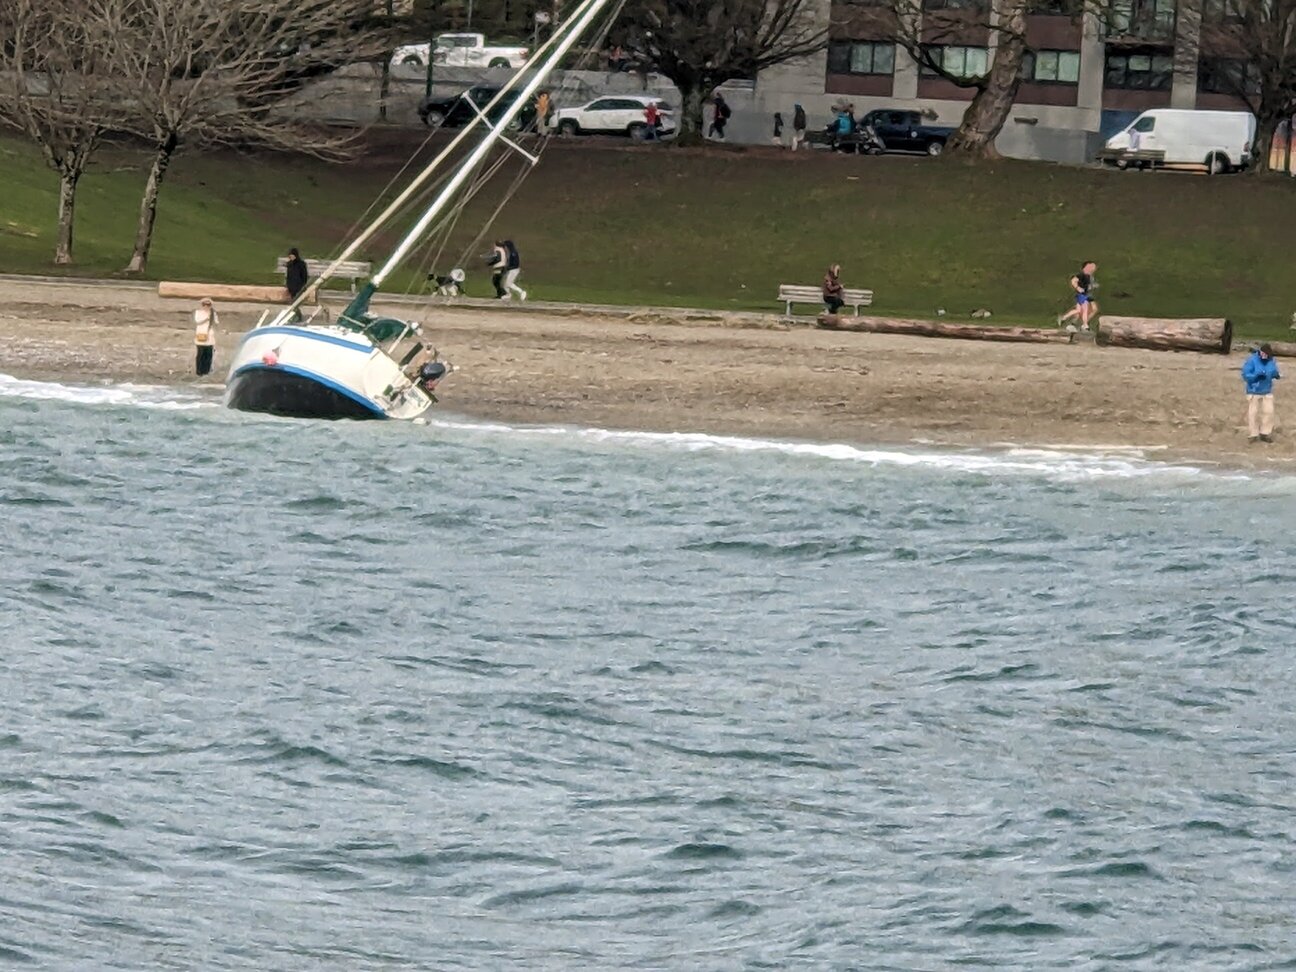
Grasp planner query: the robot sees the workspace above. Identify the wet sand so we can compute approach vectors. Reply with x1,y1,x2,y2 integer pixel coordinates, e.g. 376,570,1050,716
0,279,1287,468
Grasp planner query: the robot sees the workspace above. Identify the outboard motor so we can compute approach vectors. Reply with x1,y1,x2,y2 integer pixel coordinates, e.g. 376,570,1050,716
419,360,448,394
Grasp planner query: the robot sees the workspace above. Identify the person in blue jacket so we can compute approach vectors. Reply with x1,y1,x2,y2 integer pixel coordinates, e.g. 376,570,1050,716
1242,343,1281,443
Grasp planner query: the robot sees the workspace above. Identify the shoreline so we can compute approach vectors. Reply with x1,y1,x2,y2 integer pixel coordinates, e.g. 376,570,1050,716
0,279,1291,472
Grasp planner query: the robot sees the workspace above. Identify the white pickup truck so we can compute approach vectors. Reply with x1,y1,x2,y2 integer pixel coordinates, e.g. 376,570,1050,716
391,32,529,70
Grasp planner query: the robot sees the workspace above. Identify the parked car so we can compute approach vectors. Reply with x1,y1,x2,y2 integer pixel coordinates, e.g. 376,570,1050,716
417,84,536,129
1099,109,1255,174
392,32,529,70
550,96,676,138
859,109,955,156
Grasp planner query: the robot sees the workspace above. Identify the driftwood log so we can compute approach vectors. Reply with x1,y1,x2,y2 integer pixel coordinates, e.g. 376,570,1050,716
817,314,1074,344
1262,340,1296,358
1096,316,1232,354
157,282,317,304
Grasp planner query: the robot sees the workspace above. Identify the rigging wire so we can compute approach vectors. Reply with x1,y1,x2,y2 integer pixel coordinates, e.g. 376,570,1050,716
403,0,631,311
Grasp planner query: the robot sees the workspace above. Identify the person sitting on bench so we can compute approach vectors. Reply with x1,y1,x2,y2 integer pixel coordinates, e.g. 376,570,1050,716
822,264,846,314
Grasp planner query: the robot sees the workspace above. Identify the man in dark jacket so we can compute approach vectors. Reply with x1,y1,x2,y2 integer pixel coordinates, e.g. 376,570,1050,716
708,93,731,140
791,103,807,151
1242,343,1281,442
285,247,308,299
283,247,309,322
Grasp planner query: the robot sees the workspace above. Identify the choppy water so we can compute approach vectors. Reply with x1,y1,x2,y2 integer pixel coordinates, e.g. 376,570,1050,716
3,374,1296,970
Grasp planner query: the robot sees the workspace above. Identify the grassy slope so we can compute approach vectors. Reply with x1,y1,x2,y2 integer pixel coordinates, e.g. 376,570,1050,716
3,133,1295,337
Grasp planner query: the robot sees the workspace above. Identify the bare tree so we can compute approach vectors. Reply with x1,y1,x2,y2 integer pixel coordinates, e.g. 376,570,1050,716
856,0,1096,159
103,0,393,274
1196,0,1296,173
617,0,829,144
0,0,124,264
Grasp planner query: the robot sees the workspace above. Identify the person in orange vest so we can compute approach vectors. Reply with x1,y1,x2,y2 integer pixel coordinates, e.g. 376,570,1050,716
535,90,551,132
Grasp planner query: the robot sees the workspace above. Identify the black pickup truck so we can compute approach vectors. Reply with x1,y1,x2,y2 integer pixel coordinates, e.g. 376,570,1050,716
858,109,955,157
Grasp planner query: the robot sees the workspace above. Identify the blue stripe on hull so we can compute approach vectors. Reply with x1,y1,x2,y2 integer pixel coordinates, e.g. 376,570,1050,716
226,364,387,420
239,326,375,354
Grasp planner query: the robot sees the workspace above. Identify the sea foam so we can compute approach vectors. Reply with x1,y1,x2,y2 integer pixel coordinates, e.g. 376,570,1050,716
428,416,1245,483
0,373,216,411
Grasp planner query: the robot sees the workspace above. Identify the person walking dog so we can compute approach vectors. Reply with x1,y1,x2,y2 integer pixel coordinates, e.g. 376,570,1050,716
1242,343,1281,443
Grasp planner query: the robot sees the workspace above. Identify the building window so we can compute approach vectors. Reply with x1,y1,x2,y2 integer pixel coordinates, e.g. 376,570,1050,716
1104,52,1173,89
1107,0,1176,39
1022,50,1082,83
827,41,897,76
1198,57,1259,95
920,45,989,79
923,0,988,9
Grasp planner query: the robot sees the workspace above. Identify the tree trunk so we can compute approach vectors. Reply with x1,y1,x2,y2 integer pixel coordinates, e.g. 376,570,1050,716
674,82,708,146
1249,111,1283,175
379,60,390,121
946,6,1027,160
818,313,1073,344
380,0,393,121
126,132,179,275
157,281,315,304
54,169,79,265
1096,316,1233,354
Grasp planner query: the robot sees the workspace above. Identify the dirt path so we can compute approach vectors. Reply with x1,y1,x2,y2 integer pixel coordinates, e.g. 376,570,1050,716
0,279,1285,468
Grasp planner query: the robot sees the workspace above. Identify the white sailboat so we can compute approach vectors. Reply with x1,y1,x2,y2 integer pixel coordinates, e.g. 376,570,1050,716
224,0,615,420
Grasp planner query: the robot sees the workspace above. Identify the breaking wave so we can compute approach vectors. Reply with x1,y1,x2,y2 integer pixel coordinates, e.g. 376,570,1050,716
0,373,217,411
428,416,1248,484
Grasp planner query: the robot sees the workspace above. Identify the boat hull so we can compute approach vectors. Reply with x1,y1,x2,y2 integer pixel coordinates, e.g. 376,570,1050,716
225,365,385,420
224,324,432,421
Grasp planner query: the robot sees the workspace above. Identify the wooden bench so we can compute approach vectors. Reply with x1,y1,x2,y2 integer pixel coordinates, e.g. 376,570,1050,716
779,283,873,317
274,257,372,293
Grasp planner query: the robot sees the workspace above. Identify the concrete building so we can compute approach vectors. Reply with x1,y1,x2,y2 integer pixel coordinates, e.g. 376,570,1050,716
742,0,1252,163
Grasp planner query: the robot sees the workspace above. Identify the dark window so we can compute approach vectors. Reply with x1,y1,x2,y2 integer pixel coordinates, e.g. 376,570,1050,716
920,44,989,79
1022,49,1082,83
924,0,988,9
1106,0,1176,39
1104,52,1173,89
1198,57,1259,94
827,40,896,76
1032,0,1073,13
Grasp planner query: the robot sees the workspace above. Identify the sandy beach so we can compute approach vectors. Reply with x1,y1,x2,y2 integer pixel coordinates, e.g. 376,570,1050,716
0,278,1286,467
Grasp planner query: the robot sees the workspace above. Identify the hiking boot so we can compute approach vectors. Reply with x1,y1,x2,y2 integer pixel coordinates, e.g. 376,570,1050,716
1249,435,1261,443
1261,433,1274,442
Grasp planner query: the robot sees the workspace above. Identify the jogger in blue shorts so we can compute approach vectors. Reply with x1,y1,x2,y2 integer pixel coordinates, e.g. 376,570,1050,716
1058,260,1098,331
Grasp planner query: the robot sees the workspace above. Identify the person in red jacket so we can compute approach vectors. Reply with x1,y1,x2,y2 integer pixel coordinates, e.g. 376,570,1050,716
644,100,661,140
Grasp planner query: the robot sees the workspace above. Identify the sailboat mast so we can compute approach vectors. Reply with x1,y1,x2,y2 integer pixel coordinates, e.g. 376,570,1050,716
318,0,602,285
371,0,615,286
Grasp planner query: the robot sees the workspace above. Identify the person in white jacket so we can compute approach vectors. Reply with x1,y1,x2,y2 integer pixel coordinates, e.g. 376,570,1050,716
193,298,218,376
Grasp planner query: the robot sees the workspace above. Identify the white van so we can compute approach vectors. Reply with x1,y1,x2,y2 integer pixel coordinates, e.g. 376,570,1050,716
1102,109,1256,174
